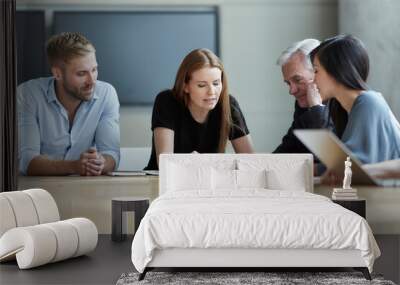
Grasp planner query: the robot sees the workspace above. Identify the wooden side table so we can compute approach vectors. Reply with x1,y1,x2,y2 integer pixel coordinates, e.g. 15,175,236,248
112,197,149,242
332,199,366,218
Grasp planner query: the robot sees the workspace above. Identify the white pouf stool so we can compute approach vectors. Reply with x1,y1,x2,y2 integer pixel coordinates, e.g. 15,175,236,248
0,189,98,269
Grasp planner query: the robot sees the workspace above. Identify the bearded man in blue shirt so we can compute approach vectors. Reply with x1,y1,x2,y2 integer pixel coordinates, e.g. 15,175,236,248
18,32,120,176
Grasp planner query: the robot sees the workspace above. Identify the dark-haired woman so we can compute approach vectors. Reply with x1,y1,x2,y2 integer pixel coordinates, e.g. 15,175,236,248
145,49,254,170
310,35,400,165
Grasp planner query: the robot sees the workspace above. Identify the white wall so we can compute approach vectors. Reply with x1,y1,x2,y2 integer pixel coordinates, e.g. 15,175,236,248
220,0,337,151
339,0,400,119
18,0,338,151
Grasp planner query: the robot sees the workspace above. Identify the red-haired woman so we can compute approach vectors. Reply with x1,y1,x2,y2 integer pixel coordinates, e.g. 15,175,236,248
145,48,254,170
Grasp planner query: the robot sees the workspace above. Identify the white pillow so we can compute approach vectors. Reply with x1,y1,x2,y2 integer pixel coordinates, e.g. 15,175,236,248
211,169,268,190
237,158,309,191
167,162,212,191
236,169,267,188
212,169,237,190
266,166,307,191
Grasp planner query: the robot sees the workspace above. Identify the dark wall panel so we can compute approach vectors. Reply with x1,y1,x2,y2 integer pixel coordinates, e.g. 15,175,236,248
16,11,47,84
53,11,218,105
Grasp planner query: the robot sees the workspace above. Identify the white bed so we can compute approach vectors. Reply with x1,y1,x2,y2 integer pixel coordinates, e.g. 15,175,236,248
131,154,380,280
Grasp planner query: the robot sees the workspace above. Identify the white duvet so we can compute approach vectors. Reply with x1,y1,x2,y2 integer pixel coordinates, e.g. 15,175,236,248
131,190,380,273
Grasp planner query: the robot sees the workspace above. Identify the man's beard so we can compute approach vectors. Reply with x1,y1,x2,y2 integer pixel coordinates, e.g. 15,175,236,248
63,81,94,102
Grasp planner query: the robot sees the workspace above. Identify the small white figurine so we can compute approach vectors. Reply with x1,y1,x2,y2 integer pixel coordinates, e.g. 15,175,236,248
343,157,352,189
332,157,358,200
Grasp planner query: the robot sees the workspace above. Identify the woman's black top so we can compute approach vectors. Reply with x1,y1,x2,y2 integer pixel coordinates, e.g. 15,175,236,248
144,90,250,170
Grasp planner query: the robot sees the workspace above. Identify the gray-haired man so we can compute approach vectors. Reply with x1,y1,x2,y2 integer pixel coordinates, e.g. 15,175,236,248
273,38,332,154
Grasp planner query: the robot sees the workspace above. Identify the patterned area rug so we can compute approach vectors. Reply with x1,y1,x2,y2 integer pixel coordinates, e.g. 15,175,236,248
116,271,396,285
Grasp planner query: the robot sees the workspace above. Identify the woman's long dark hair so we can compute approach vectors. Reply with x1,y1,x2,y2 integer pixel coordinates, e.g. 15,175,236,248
310,35,370,137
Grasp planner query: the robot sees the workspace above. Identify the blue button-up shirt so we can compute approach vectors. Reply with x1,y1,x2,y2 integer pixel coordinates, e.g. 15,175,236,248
18,77,120,174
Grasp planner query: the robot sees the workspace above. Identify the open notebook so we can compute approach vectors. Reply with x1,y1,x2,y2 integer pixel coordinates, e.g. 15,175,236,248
107,147,158,176
107,170,159,176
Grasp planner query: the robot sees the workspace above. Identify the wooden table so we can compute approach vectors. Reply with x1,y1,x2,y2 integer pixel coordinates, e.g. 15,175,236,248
18,176,400,235
18,175,158,234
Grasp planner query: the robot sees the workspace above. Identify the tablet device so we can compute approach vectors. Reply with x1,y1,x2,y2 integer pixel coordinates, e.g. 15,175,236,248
294,129,378,185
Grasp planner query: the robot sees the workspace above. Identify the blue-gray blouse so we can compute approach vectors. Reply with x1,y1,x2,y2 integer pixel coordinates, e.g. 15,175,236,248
342,90,400,164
